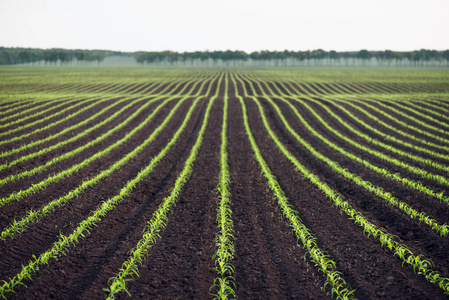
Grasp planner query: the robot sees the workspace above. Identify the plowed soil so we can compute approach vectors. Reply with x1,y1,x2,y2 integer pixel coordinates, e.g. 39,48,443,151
1,69,449,300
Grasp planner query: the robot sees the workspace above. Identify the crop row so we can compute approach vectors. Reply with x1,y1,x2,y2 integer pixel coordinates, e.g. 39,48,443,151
0,73,220,297
1,69,448,299
234,73,449,295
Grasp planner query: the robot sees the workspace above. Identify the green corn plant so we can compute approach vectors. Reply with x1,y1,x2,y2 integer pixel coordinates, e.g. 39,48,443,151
0,97,100,140
105,74,223,300
361,96,449,134
210,74,236,300
232,74,356,300
0,76,218,239
243,74,449,236
0,76,212,205
0,82,174,159
234,73,449,295
0,78,198,177
338,97,449,150
0,73,221,299
0,95,140,162
0,95,76,123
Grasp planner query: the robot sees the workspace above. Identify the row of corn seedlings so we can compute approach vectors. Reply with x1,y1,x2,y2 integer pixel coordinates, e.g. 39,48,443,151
0,76,212,207
0,76,202,178
248,83,449,237
0,76,217,240
0,95,78,124
252,75,449,230
232,74,356,299
234,74,449,296
381,95,449,122
0,99,39,117
245,78,449,205
210,74,236,300
339,97,449,146
105,74,222,299
0,75,217,299
0,97,187,240
399,94,449,111
308,95,449,170
315,95,449,163
266,78,449,164
0,95,140,160
0,97,106,146
0,97,156,180
361,96,449,133
0,73,207,160
292,96,449,185
0,96,96,136
328,94,449,152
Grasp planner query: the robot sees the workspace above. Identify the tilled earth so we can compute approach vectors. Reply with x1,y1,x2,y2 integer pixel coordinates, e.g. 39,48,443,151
1,69,449,299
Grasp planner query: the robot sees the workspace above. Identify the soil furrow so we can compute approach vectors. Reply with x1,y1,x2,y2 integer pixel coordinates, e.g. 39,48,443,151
246,96,448,299
0,98,205,295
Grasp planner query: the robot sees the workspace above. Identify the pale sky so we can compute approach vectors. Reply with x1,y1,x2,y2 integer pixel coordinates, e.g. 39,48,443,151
0,0,448,53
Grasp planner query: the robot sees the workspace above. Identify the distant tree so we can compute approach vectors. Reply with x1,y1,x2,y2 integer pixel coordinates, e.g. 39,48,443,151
375,50,394,66
249,51,259,61
89,51,107,64
18,50,31,64
428,50,441,66
0,50,14,64
410,50,422,66
57,49,72,64
442,50,449,66
311,49,326,65
73,50,86,63
133,52,146,64
393,51,404,67
329,50,339,66
43,49,59,64
384,50,395,66
341,52,354,66
357,49,371,66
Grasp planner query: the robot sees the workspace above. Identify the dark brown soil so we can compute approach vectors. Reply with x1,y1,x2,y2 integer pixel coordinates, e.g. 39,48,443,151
1,72,448,300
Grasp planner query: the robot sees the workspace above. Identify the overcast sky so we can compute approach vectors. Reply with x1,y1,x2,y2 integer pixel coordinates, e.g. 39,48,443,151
1,0,448,53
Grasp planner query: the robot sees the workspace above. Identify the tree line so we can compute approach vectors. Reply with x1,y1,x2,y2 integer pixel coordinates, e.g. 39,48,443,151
0,48,120,65
133,49,449,67
1,47,449,67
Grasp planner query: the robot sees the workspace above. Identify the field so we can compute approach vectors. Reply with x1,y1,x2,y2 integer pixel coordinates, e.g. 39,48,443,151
1,66,449,299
